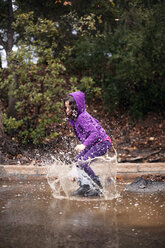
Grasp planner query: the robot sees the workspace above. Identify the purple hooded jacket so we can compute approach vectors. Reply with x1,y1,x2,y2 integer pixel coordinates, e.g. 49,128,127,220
67,91,108,147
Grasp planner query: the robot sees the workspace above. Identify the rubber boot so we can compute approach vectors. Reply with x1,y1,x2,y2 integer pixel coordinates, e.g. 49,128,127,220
84,188,101,197
92,176,103,189
71,184,90,196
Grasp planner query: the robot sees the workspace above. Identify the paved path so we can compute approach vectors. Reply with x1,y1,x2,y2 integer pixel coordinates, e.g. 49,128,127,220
0,163,165,181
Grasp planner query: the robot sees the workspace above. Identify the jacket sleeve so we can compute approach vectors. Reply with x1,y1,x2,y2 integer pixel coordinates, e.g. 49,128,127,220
78,114,101,147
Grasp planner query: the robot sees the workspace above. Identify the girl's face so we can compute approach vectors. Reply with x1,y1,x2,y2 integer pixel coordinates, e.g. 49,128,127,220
65,101,72,117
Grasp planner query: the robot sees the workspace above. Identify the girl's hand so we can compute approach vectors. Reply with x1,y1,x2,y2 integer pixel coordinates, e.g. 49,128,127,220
75,144,86,152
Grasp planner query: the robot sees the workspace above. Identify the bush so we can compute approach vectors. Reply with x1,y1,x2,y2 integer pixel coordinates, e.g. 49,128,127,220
0,46,66,144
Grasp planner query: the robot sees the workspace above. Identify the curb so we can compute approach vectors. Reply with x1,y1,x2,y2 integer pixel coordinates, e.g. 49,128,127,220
0,163,165,181
116,162,165,180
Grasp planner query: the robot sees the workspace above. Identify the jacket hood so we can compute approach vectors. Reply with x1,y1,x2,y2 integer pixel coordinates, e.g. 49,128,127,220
69,91,85,115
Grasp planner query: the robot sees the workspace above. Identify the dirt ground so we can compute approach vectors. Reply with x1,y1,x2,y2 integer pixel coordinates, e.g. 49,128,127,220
0,110,165,165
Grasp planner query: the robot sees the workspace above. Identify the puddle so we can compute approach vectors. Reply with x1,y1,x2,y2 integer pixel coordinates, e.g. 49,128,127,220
0,180,165,248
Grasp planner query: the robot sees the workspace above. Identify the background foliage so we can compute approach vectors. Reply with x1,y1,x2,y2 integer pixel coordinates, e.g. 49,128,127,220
0,0,165,143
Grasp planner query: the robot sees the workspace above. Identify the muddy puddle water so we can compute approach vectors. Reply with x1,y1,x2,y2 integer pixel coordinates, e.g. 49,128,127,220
0,180,165,248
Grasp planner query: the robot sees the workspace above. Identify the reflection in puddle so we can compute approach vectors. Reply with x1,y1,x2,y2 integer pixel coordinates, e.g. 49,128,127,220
0,181,165,248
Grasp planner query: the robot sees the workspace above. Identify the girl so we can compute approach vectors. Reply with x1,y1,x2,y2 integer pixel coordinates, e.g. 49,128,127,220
64,91,111,197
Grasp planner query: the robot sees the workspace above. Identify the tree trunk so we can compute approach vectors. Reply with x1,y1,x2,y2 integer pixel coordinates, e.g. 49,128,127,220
0,54,2,69
6,0,14,55
0,101,4,138
6,0,16,117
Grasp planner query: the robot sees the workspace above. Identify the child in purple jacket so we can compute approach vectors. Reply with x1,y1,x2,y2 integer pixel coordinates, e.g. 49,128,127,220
64,91,111,197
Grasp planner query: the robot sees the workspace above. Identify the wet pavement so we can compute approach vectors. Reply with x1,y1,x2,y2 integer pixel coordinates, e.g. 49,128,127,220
0,180,165,248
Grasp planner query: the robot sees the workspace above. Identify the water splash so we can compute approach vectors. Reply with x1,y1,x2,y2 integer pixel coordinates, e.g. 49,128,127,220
47,146,119,201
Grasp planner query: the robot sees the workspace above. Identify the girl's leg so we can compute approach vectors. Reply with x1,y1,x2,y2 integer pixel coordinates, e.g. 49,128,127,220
75,140,111,179
72,141,111,196
74,146,96,180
